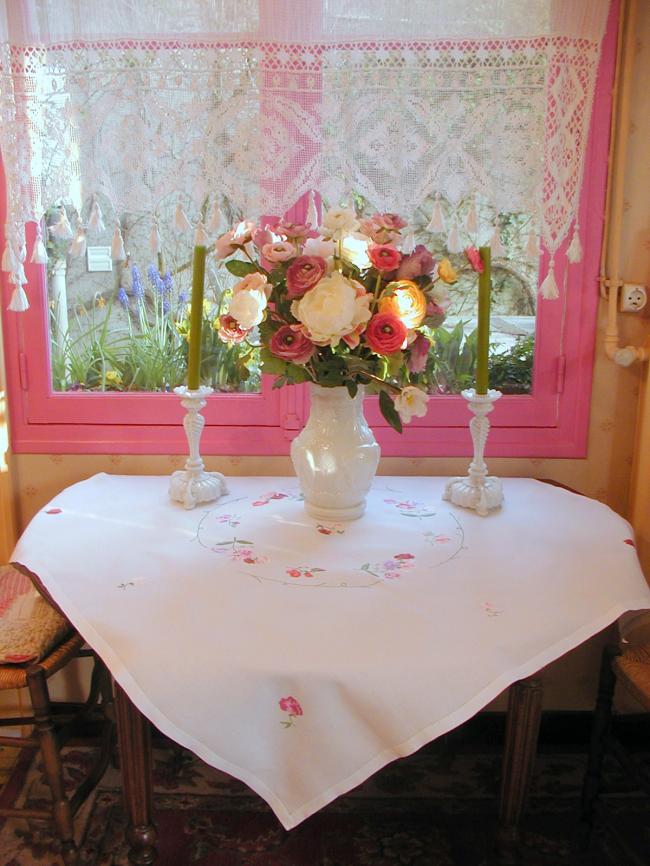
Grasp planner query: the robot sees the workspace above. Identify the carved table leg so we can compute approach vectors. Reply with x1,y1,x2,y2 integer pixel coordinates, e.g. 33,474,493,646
497,677,543,864
114,684,158,865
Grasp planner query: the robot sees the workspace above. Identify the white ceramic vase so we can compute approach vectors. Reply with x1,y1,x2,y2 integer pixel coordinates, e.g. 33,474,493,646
291,384,380,521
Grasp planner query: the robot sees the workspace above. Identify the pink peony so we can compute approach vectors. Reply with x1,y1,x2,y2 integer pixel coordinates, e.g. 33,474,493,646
397,244,435,280
465,246,484,273
369,244,402,272
286,256,328,299
279,696,303,716
375,213,407,231
407,332,431,373
269,219,319,242
269,325,316,364
218,314,251,345
364,313,408,355
262,241,296,263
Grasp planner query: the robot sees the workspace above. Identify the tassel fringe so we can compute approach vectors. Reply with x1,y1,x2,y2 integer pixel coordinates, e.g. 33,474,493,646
208,205,224,235
540,262,559,300
306,190,319,227
30,230,48,264
194,220,209,246
525,227,539,260
88,199,105,234
69,227,87,258
490,225,505,258
426,193,445,233
566,225,582,263
149,222,161,256
465,198,478,234
174,201,192,233
51,209,73,240
8,285,29,312
2,242,16,273
446,220,462,254
111,224,126,261
401,228,415,254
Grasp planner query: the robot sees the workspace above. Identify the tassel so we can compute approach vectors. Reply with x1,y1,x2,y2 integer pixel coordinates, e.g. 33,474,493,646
2,241,17,273
30,228,48,264
208,205,224,235
540,260,559,300
305,190,319,227
69,226,87,258
194,220,209,246
525,227,539,260
174,200,191,233
8,285,29,312
446,220,462,254
426,193,445,233
18,237,26,262
111,224,126,261
15,262,27,285
149,221,161,256
490,225,505,257
566,224,582,264
401,227,416,254
465,197,478,234
88,198,105,234
50,208,73,240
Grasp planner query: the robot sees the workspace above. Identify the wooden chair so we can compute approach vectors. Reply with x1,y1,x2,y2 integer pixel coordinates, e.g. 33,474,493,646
580,640,650,846
0,566,114,866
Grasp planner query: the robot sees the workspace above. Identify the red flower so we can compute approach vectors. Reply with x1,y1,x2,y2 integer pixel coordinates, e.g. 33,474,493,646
286,255,327,299
465,246,484,273
269,325,315,365
287,569,301,578
369,244,402,272
218,314,251,345
364,313,408,355
407,332,431,374
318,527,332,535
624,538,636,547
279,696,303,716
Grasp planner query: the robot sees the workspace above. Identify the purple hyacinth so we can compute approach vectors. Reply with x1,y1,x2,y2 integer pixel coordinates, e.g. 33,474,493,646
162,298,171,315
117,286,129,309
146,264,164,295
177,290,188,306
162,270,175,296
131,265,144,300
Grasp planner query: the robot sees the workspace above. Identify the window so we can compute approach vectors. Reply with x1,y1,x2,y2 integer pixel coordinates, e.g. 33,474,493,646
0,0,616,456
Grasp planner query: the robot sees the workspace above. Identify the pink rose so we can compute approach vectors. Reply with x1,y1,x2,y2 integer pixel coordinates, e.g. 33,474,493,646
279,696,303,716
286,256,327,299
375,213,407,231
218,314,251,345
233,271,271,299
214,229,238,260
269,325,316,364
369,244,402,272
252,226,274,250
262,241,296,262
407,332,431,373
465,246,484,273
397,245,435,280
269,219,319,242
364,313,408,355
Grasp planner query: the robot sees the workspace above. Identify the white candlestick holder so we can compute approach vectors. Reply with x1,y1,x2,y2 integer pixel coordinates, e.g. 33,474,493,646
443,388,503,516
169,385,228,509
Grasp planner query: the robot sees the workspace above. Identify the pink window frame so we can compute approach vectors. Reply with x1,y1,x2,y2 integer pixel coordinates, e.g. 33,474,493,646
1,4,617,457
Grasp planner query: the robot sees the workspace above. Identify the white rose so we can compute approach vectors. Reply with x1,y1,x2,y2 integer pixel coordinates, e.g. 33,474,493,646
320,208,360,240
228,288,267,329
394,386,429,424
291,271,372,347
303,237,336,260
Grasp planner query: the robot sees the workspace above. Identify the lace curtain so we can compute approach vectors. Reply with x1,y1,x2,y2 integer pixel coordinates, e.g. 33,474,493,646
0,0,611,310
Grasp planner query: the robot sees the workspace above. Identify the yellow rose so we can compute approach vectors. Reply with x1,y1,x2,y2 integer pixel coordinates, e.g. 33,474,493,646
379,280,427,329
437,259,458,284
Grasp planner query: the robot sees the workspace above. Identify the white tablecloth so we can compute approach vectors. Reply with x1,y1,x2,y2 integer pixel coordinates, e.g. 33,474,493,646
11,474,650,829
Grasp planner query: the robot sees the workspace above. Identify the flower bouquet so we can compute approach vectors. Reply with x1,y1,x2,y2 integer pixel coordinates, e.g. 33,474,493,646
215,207,473,432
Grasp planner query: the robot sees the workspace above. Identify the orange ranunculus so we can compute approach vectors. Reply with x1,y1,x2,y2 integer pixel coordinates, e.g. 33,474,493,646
379,280,427,329
437,258,458,284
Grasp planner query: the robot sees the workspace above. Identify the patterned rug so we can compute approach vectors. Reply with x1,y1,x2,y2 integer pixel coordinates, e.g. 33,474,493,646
0,736,649,865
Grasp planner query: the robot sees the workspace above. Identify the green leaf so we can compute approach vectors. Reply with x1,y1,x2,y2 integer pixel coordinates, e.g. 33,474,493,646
379,389,403,434
386,351,404,377
225,260,259,278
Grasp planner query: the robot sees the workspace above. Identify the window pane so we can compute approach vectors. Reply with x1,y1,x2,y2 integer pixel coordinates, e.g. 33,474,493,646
47,200,261,393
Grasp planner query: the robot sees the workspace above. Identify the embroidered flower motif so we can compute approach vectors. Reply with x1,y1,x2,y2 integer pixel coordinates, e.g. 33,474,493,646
384,498,436,518
361,555,416,580
279,696,303,728
252,492,290,506
45,508,62,514
624,538,636,547
215,513,241,528
316,523,345,535
424,532,451,545
483,602,502,617
286,566,325,579
211,538,268,565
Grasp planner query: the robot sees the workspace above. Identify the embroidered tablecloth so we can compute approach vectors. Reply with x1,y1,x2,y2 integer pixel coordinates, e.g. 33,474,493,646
11,474,650,829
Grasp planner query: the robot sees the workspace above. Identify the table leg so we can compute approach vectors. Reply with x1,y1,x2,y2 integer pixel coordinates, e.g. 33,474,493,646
114,684,158,865
496,677,543,864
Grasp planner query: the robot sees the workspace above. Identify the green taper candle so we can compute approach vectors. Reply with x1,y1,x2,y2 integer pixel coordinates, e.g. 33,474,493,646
475,245,491,395
187,245,207,390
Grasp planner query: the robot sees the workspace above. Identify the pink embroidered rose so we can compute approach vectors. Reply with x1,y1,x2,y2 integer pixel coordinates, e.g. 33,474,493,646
269,325,315,365
465,246,484,273
286,256,328,299
262,241,296,263
394,553,415,560
218,314,251,345
364,313,408,355
397,244,435,280
279,696,303,716
369,244,402,272
407,332,431,373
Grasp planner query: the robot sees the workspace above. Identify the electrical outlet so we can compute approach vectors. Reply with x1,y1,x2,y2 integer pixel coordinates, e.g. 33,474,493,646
620,283,647,313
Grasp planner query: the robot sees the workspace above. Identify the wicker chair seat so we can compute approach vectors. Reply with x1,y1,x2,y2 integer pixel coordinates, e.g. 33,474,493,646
614,644,650,711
